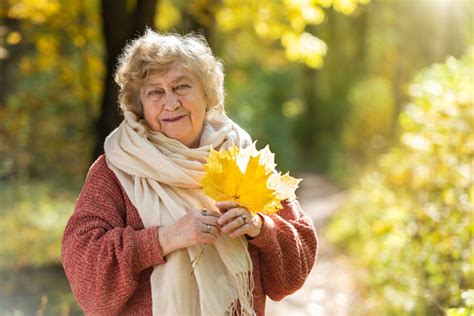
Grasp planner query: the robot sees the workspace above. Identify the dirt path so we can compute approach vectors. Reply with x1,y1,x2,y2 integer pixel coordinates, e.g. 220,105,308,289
266,174,359,316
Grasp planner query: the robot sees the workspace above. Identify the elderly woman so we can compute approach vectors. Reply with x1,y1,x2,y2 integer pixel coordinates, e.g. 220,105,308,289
62,30,317,315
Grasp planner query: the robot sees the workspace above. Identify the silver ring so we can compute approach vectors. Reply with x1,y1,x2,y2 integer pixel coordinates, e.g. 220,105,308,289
201,208,208,216
241,215,248,224
204,224,212,234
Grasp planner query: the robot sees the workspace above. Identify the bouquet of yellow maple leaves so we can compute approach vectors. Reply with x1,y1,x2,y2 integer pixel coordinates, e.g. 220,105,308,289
190,143,301,273
201,143,301,216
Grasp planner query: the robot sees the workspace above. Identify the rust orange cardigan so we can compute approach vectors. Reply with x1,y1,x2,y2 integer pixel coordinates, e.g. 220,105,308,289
61,155,317,315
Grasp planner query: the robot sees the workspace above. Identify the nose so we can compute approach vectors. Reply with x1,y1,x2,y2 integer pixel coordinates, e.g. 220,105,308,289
162,92,180,111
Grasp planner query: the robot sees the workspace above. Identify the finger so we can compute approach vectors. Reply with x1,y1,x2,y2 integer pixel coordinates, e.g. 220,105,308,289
202,216,221,229
203,209,222,218
216,201,240,212
201,225,220,242
217,207,246,226
192,208,220,218
221,215,247,234
200,222,221,235
208,226,220,238
228,223,252,238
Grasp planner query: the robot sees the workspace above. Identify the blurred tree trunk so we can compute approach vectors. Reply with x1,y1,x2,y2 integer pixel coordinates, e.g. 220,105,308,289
0,16,21,108
92,0,158,161
300,66,319,167
353,8,369,77
296,6,370,170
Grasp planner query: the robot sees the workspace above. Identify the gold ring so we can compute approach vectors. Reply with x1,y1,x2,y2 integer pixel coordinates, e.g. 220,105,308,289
241,215,248,224
201,208,208,216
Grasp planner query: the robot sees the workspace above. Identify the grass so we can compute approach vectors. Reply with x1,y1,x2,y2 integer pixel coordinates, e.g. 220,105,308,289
0,179,82,314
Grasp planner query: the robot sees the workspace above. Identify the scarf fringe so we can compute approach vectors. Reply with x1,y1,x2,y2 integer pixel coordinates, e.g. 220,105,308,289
228,271,255,316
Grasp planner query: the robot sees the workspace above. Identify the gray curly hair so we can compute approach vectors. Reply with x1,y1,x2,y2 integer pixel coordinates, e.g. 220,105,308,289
114,29,225,118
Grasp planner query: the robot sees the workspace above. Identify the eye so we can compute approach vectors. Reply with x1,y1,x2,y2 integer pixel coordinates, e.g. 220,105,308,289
174,84,191,95
147,89,164,97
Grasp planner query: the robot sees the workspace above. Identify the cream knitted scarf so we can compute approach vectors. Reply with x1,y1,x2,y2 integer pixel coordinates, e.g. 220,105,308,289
104,111,255,316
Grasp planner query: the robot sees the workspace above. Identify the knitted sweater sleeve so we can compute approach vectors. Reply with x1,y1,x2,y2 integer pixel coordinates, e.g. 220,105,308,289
248,199,317,301
61,157,166,315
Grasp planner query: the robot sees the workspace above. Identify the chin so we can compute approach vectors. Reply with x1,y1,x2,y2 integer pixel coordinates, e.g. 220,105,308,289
166,133,186,143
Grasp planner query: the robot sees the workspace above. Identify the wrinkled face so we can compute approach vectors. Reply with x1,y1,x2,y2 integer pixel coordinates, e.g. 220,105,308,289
140,65,207,148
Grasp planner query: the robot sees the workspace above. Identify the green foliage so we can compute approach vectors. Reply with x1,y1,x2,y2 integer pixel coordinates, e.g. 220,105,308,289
0,266,82,314
226,65,302,172
321,0,471,181
341,76,394,163
447,290,474,316
0,181,78,269
1,0,103,183
327,52,474,314
155,0,369,68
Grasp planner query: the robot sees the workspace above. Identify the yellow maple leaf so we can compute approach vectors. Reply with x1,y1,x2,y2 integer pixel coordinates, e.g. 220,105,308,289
201,144,301,215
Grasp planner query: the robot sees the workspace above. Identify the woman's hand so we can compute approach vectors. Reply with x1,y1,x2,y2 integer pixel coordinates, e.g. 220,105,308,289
216,201,263,239
158,208,221,256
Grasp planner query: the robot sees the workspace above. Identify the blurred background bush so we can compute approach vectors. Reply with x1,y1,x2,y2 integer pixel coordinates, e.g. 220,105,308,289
0,0,472,314
327,52,473,315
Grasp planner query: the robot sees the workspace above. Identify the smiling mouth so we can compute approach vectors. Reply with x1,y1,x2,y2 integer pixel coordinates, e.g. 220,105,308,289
162,115,186,122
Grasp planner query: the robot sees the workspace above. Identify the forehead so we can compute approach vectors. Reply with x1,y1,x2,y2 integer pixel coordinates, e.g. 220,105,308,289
145,65,197,86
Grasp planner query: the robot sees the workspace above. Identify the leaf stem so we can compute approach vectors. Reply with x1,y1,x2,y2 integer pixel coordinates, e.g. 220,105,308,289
190,245,206,275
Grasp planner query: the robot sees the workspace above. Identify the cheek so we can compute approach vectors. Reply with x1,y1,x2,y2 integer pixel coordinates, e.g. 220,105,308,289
143,103,162,130
191,105,206,128
189,96,207,126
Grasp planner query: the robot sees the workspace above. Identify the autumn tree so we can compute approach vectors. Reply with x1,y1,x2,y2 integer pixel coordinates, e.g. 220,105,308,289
93,0,158,159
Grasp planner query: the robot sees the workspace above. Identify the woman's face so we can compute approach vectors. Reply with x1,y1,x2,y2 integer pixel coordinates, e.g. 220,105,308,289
140,65,207,148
